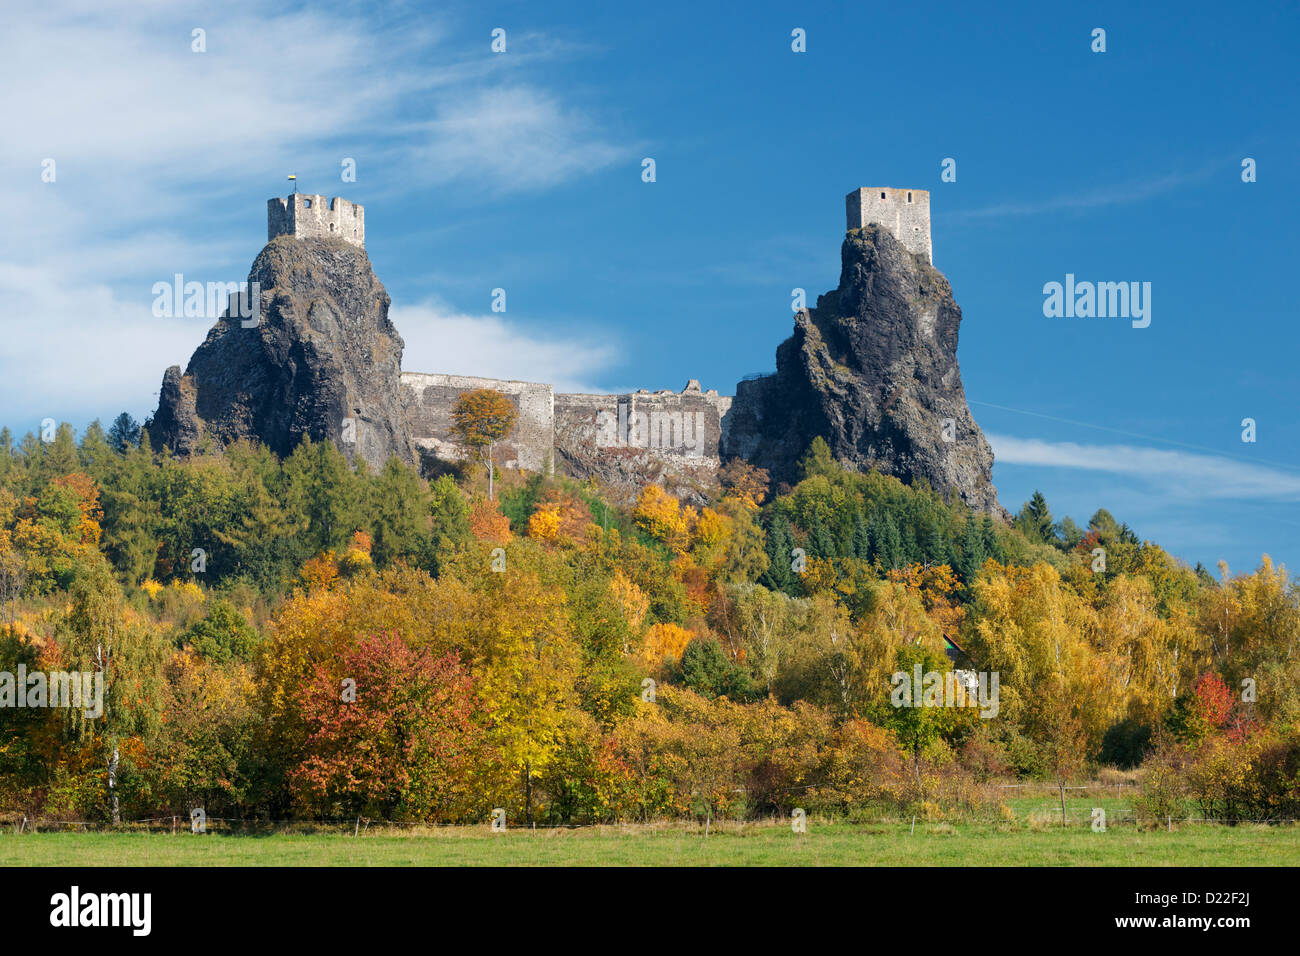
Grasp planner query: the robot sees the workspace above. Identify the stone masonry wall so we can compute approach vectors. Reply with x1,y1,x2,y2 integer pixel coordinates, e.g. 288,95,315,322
846,187,931,262
400,372,554,472
552,380,732,501
400,371,733,499
268,194,366,247
553,379,731,464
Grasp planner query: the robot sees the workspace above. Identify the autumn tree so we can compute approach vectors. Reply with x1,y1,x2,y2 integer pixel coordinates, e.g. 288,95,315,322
1034,672,1089,825
154,648,258,816
60,557,168,822
451,389,518,499
292,632,486,821
717,459,769,510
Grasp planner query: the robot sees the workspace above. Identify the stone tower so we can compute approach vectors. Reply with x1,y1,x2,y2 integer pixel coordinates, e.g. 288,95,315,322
268,194,365,247
846,187,931,262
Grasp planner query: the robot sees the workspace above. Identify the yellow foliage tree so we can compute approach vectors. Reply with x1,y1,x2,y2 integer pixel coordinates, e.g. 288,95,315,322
450,388,518,499
609,570,649,636
964,562,1115,751
642,622,694,667
633,485,690,552
527,504,562,542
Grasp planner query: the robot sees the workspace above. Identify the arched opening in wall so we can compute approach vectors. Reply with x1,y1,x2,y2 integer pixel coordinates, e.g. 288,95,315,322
907,191,913,203
880,191,887,200
303,199,312,208
329,223,335,232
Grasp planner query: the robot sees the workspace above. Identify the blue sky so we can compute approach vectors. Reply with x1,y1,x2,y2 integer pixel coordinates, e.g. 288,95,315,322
1,0,1296,576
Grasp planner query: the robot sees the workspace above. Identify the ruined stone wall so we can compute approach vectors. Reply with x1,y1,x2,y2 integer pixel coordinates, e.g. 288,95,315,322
551,380,731,501
268,194,365,247
399,372,733,500
846,187,931,262
400,372,554,472
553,380,730,461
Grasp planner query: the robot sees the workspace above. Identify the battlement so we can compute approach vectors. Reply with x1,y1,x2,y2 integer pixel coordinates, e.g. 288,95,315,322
846,187,931,263
268,194,365,247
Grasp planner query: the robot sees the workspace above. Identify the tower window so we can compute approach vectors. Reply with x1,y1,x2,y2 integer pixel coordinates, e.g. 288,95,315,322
907,191,913,203
880,192,886,199
329,223,335,232
303,199,312,208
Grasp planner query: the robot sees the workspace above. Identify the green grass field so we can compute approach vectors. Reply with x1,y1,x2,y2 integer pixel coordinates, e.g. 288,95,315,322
3,809,1298,866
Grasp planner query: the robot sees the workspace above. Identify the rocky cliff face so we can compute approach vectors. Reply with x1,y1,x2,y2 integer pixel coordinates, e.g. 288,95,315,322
724,224,1003,514
148,237,414,470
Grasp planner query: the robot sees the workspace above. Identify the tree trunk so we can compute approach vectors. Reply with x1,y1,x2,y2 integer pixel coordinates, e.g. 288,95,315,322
488,443,495,499
524,762,532,826
1059,779,1067,827
108,747,120,826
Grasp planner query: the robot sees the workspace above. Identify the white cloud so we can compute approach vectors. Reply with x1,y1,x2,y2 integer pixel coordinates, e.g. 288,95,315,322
0,263,210,426
947,161,1228,222
0,2,630,429
408,86,626,193
988,434,1300,501
394,301,619,394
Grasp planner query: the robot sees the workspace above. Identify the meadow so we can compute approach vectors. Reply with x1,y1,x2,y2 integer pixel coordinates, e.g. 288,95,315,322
3,806,1297,867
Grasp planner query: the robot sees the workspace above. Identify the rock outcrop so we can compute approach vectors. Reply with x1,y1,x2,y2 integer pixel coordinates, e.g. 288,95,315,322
149,196,1002,516
724,223,1003,514
149,237,414,470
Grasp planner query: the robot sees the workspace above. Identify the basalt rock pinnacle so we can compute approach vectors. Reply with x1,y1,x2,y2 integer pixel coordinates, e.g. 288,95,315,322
148,236,413,470
724,223,1003,514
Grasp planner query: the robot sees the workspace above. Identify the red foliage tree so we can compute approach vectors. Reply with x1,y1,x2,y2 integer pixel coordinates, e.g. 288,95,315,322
290,632,488,821
1192,672,1234,734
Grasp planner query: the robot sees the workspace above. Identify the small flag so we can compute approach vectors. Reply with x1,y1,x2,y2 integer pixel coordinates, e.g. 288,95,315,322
287,174,296,181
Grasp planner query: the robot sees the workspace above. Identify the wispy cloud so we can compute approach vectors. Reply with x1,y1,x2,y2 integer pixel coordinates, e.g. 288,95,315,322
407,86,628,194
947,160,1230,223
394,301,619,395
988,434,1300,501
0,1,632,428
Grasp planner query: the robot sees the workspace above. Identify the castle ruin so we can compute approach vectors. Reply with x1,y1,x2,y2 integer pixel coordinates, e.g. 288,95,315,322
401,372,731,493
846,187,932,262
378,188,933,487
268,193,365,247
208,187,970,503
